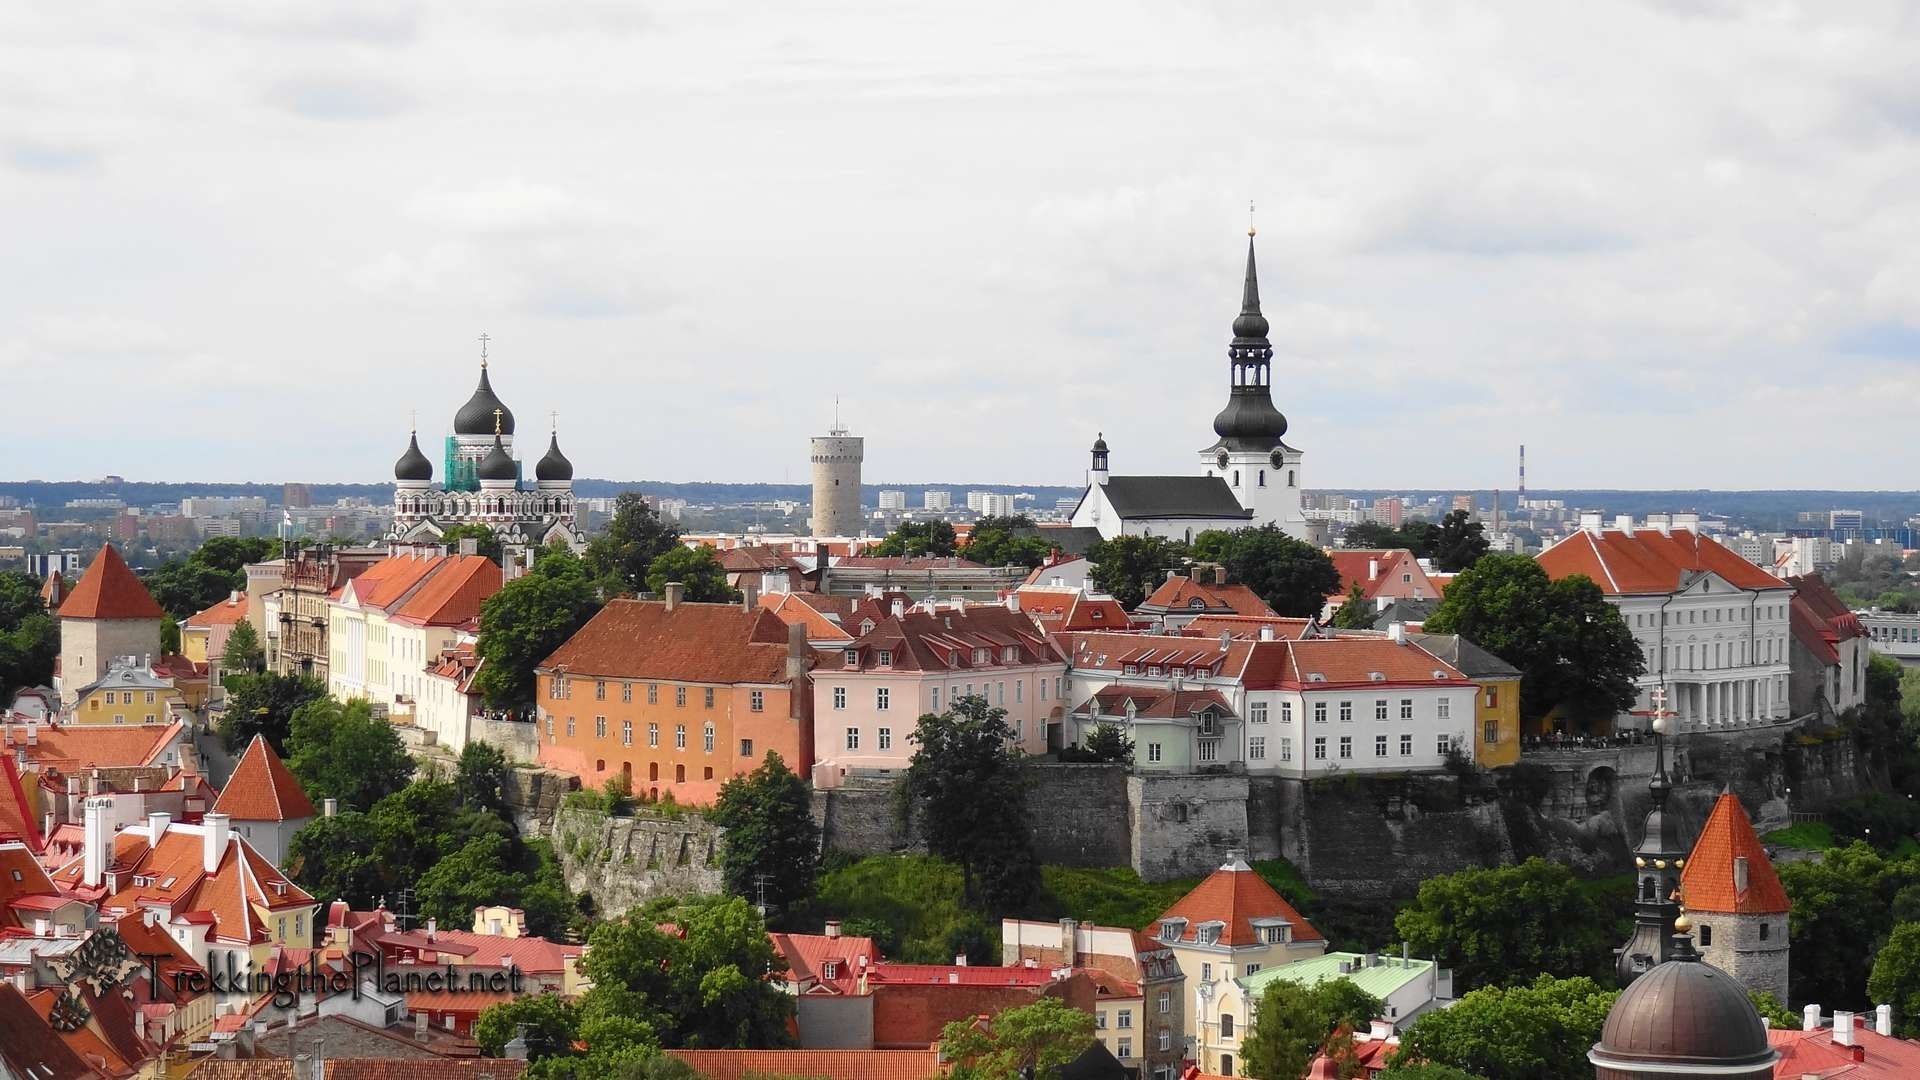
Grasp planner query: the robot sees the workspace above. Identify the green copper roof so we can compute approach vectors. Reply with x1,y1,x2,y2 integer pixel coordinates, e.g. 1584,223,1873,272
1237,951,1434,1001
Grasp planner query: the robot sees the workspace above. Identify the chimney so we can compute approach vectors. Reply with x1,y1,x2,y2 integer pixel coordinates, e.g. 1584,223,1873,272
1259,625,1274,641
742,581,760,612
1614,515,1633,535
1367,559,1379,581
824,919,841,939
1219,631,1231,651
1368,1019,1393,1041
1213,566,1227,587
663,582,684,611
787,621,809,681
1734,856,1749,894
415,1010,429,1041
203,812,231,873
1388,623,1407,644
147,810,170,842
230,589,242,604
1579,511,1603,535
891,599,905,619
954,954,968,967
1834,1010,1856,1046
427,916,438,941
1803,1003,1822,1032
323,798,337,818
1876,1004,1893,1037
948,971,960,983
83,796,111,888
1060,918,1077,961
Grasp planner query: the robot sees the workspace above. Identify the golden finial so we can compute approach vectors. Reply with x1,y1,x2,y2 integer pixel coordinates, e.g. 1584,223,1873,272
1673,912,1692,933
550,410,559,434
1248,200,1256,238
493,408,503,436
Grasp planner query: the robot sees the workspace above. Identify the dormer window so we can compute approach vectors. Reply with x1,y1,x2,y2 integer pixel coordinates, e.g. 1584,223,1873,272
974,648,990,664
1147,666,1162,677
1003,647,1018,662
876,649,893,667
1171,667,1185,678
1158,919,1186,943
1091,609,1104,620
1125,664,1139,675
860,620,875,635
1188,598,1206,610
1199,712,1219,737
822,961,839,980
844,650,859,668
1368,672,1385,682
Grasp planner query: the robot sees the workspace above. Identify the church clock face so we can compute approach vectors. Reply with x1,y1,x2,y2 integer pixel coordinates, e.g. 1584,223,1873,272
1216,450,1230,471
1270,449,1285,469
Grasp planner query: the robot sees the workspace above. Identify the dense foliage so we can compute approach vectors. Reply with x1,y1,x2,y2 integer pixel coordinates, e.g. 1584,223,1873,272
1206,525,1344,617
222,618,264,674
711,752,821,915
1867,922,1920,1038
871,520,959,558
219,671,327,753
143,536,276,620
1390,975,1617,1080
584,494,683,597
475,546,605,710
1240,977,1382,1080
1393,858,1624,990
903,695,1040,912
644,544,739,603
1780,841,1920,1009
1423,554,1644,726
285,696,416,813
1087,535,1185,608
961,516,1054,570
0,571,58,696
941,997,1093,1080
439,523,505,562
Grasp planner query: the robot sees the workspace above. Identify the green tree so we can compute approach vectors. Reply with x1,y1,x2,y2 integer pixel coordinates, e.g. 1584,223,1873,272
144,558,239,621
219,671,326,753
1423,555,1644,726
1782,842,1920,1009
711,752,821,915
582,896,795,1049
440,523,505,562
1746,990,1798,1031
871,520,958,558
159,614,181,655
1393,858,1616,990
1430,511,1489,573
1081,724,1134,764
904,695,1039,912
584,493,683,597
1342,522,1403,549
0,573,57,695
963,516,1053,569
475,547,605,711
1088,535,1185,608
1374,1063,1484,1080
1390,975,1616,1080
475,993,580,1059
286,697,415,813
287,810,385,908
193,536,277,576
645,545,740,603
940,997,1093,1080
222,618,264,674
1215,526,1343,617
456,742,514,817
1329,584,1372,630
418,832,533,928
1240,977,1383,1080
1867,922,1920,1038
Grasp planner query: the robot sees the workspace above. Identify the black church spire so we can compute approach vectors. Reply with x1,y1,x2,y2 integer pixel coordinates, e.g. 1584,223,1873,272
1210,230,1289,452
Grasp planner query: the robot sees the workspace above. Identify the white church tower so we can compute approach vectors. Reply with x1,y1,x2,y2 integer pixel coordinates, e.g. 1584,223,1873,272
1199,227,1309,540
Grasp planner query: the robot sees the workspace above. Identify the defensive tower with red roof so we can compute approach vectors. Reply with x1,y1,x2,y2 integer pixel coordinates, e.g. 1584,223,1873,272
1678,791,1790,1002
57,545,164,707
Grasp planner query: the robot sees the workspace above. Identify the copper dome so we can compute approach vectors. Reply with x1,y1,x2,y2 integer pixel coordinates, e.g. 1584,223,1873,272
1590,956,1776,1078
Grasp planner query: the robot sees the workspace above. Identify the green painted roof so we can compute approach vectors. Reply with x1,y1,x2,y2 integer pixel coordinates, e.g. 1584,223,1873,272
1237,951,1433,1001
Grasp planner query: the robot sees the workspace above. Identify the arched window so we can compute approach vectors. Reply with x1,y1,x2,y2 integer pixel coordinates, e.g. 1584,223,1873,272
1258,470,1266,487
1233,470,1240,487
1287,470,1296,487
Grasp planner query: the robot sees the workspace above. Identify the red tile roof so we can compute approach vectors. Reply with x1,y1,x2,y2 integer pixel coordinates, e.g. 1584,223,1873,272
836,556,986,570
404,989,519,1013
1139,576,1278,618
719,545,801,573
669,1049,944,1080
1680,793,1790,915
5,720,188,772
0,982,98,1080
1181,615,1315,640
186,592,250,629
332,554,443,608
1077,686,1235,721
761,591,862,643
1327,549,1429,601
838,607,1059,674
192,1064,530,1080
869,969,1096,1049
212,734,316,822
866,963,1063,987
771,930,878,995
389,555,502,627
0,757,40,849
1768,1022,1920,1078
542,599,797,684
1536,528,1785,596
1023,555,1087,586
1012,588,1138,634
49,820,313,945
1146,859,1323,945
58,543,164,621
1786,574,1867,669
0,839,59,912
1243,636,1468,691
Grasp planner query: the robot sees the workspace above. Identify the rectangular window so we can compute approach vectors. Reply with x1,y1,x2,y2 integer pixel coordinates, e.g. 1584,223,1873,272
833,687,847,710
1485,685,1497,708
1438,734,1452,756
740,739,754,757
566,717,576,737
876,687,890,710
1313,737,1327,760
1400,698,1414,720
622,720,633,747
1158,992,1171,1014
1400,733,1412,756
1250,702,1267,723
1198,740,1218,763
595,680,606,701
676,686,687,708
1249,736,1266,760
648,723,659,748
879,727,892,750
675,725,687,749
1374,698,1388,720
1096,1012,1107,1031
1118,1039,1132,1060
1015,681,1022,704
877,649,892,667
704,725,714,752
1118,1010,1132,1029
1438,697,1451,720
705,687,715,709
846,728,860,750
1375,734,1387,756
1280,701,1293,723
1147,742,1163,763
145,691,156,705
750,690,764,712
1159,1032,1171,1052
997,682,1005,705
1339,700,1352,722
1313,702,1327,723
1339,736,1352,759
648,684,659,705
1484,719,1499,744
622,682,633,703
1280,737,1293,761
932,687,941,711
596,716,607,739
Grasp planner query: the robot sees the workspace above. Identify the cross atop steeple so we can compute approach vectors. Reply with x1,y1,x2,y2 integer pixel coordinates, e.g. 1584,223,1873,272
493,408,504,435
479,332,491,368
550,410,559,433
1247,199,1256,238
409,409,417,433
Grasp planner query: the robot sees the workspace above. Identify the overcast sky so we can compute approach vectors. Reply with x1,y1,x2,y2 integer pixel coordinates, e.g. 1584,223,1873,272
4,2,1919,491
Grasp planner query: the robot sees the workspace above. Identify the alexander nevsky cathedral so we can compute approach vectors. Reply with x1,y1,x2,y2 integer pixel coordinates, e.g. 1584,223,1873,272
390,346,586,555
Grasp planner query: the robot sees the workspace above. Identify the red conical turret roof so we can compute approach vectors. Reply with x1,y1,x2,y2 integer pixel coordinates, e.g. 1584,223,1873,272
1680,792,1790,915
57,544,164,621
212,735,317,822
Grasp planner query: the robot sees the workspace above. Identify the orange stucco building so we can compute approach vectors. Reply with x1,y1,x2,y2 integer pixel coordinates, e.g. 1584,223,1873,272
535,588,815,804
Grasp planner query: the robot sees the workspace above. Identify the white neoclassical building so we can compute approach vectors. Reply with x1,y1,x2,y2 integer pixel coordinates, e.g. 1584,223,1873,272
1538,514,1794,733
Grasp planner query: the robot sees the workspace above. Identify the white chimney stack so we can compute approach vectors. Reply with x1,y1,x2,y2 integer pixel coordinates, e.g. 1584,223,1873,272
83,796,112,888
1834,1010,1856,1046
663,582,684,611
147,811,170,843
1614,515,1634,535
323,798,338,818
891,599,905,619
203,812,231,873
1367,559,1379,581
1388,623,1407,644
1803,1003,1821,1032
824,919,841,939
1876,1004,1893,1037
1259,625,1275,641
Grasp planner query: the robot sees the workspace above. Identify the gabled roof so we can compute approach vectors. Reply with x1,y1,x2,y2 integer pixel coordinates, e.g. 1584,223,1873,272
0,839,60,912
0,758,40,849
1326,549,1430,601
771,930,878,995
1078,685,1235,722
0,981,98,1080
185,592,250,629
330,554,443,609
1182,615,1315,640
58,544,164,621
49,819,314,943
5,720,189,772
1012,588,1137,633
1138,576,1277,618
541,599,797,684
1406,633,1521,680
1768,1022,1920,1078
1680,792,1789,915
1240,637,1468,691
1146,857,1323,945
718,545,800,573
212,735,316,822
1787,574,1867,668
1096,476,1253,522
760,591,863,644
1023,555,1087,586
388,555,501,627
838,607,1058,674
1536,528,1785,596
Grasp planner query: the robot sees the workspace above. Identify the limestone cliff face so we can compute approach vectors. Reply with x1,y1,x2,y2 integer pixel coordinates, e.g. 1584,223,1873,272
551,808,726,916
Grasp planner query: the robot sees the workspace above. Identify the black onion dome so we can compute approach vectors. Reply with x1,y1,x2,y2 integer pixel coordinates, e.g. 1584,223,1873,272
536,433,574,481
1591,954,1776,1075
394,432,433,482
454,367,516,436
477,435,517,482
1092,433,1108,453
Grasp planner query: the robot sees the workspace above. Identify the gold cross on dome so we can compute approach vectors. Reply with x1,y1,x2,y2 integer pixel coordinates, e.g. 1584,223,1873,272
493,408,503,436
